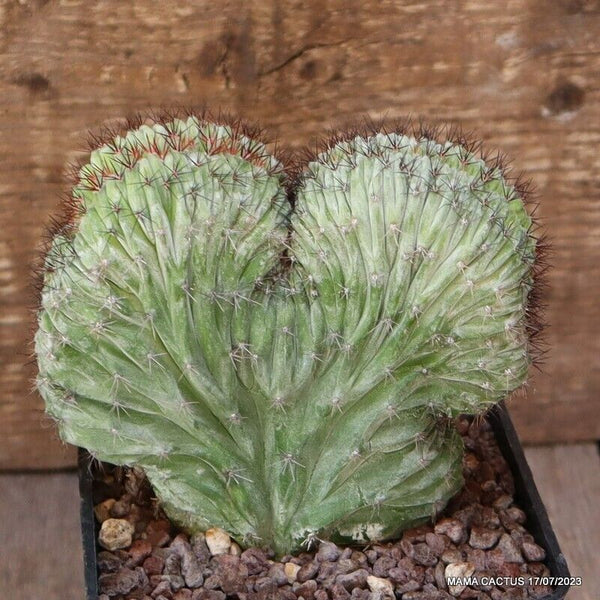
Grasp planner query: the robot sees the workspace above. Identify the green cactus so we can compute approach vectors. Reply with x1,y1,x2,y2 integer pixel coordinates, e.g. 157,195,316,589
35,115,538,555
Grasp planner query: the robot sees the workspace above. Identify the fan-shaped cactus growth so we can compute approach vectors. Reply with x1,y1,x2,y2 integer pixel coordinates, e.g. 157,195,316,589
35,115,540,555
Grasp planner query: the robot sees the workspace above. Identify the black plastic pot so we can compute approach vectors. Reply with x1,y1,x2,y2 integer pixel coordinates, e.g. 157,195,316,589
78,402,571,600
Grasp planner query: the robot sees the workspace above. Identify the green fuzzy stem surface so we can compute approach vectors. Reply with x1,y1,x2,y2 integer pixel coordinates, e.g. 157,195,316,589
36,117,536,555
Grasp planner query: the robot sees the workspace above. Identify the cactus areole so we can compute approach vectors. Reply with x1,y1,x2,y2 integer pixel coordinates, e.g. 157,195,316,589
35,115,539,556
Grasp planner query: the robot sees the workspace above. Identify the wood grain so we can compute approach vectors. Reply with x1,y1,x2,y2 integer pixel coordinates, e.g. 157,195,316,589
525,444,600,600
1,0,599,468
0,472,85,599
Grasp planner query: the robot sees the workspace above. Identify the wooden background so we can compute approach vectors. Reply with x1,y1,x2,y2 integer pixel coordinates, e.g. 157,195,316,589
1,0,599,470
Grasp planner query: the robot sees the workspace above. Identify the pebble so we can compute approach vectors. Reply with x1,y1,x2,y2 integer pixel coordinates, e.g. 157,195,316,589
297,560,319,582
98,566,141,596
94,499,117,523
124,539,151,568
110,494,132,518
316,541,342,562
372,556,396,577
335,568,369,591
143,554,165,576
522,541,546,562
413,543,437,567
204,527,231,556
497,533,524,563
444,562,475,595
469,527,501,549
366,575,394,599
506,506,527,524
170,534,205,588
97,550,122,573
331,582,351,600
425,532,446,556
99,518,134,551
285,562,301,583
440,549,463,564
493,494,513,510
434,518,465,544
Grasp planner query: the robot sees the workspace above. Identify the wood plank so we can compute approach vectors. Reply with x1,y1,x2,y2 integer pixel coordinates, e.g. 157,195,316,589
1,0,600,467
525,444,600,600
0,472,84,600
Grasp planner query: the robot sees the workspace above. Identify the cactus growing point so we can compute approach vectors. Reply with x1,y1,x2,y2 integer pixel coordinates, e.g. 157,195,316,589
35,115,539,555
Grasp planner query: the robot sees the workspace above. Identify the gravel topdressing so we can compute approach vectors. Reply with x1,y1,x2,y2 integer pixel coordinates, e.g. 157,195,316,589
92,416,553,600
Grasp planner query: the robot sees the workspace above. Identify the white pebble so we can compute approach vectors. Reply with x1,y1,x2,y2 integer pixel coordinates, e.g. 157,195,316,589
205,527,231,555
284,562,301,583
98,518,134,551
366,575,394,598
445,561,475,595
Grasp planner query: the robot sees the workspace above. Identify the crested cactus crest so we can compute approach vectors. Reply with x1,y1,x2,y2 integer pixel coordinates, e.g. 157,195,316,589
35,115,539,555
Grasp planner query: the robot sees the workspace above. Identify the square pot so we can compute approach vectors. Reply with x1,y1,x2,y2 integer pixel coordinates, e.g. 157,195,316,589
77,402,571,600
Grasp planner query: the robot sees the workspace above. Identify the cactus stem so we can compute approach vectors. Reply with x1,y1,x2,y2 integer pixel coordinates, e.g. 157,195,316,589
271,396,287,412
224,467,253,486
227,412,246,425
280,453,304,481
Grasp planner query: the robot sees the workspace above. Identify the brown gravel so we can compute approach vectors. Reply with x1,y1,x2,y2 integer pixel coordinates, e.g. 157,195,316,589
93,416,554,600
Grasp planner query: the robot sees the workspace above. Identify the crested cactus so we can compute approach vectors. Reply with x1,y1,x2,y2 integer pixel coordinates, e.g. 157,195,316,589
35,114,540,556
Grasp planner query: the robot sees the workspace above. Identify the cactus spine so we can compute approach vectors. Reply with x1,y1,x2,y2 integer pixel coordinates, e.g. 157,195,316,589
35,115,538,555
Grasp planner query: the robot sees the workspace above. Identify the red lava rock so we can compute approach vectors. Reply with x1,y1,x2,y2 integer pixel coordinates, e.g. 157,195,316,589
497,534,524,564
296,579,318,599
335,568,369,591
211,554,248,594
318,560,339,581
463,452,480,474
527,562,549,578
400,539,415,558
440,548,463,564
372,555,396,577
143,554,166,576
493,494,513,511
434,518,465,544
453,506,477,528
497,561,522,579
521,542,546,562
143,520,171,548
469,527,501,550
465,548,486,571
485,548,505,571
402,525,431,543
127,539,153,567
98,550,123,573
297,560,319,582
337,557,360,574
331,582,351,600
240,547,270,575
99,566,141,596
110,494,132,518
267,563,288,586
316,542,342,562
425,532,446,556
191,591,226,600
505,507,526,524
351,551,369,568
413,543,438,567
173,589,193,600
